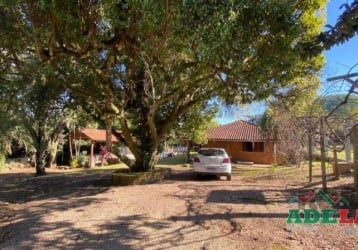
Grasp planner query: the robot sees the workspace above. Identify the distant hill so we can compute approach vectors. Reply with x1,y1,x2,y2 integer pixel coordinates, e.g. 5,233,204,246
321,94,358,116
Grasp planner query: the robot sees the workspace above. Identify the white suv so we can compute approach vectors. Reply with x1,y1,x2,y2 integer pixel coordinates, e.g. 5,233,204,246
193,148,232,181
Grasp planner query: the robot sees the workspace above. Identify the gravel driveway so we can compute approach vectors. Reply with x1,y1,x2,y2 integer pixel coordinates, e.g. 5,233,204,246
1,167,357,250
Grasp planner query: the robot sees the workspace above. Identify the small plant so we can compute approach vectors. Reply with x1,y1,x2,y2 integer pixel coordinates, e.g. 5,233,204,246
0,153,6,170
99,146,110,166
78,151,89,167
269,164,277,174
70,158,79,168
0,142,7,170
270,163,278,169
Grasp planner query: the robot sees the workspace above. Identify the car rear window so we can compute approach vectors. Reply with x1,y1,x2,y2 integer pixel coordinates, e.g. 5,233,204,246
198,149,225,156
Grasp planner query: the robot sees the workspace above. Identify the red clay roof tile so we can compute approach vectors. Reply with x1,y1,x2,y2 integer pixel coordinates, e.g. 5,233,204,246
208,120,267,141
73,128,118,142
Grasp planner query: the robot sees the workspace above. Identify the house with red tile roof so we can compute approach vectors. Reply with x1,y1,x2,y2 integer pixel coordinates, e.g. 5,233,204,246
206,120,283,164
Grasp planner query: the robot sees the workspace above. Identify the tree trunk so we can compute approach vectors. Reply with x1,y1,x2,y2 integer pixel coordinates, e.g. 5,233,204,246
46,140,58,168
186,140,192,163
69,133,73,160
332,143,339,179
131,151,159,172
351,126,358,190
105,117,113,152
35,148,47,176
308,133,313,182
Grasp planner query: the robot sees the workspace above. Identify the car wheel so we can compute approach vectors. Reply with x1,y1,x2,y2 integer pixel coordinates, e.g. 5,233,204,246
226,174,231,181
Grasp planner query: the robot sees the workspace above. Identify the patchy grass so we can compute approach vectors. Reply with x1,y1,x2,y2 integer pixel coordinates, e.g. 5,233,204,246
158,154,187,165
231,162,338,184
315,149,352,161
0,154,6,171
0,163,8,172
158,153,196,166
232,165,270,177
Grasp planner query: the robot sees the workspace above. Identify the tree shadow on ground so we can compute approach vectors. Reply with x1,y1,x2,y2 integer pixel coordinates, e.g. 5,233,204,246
170,183,290,218
0,169,242,249
167,169,229,182
168,169,358,207
0,173,150,249
0,172,112,204
0,196,239,250
0,171,133,248
2,168,356,249
207,190,267,204
1,206,142,249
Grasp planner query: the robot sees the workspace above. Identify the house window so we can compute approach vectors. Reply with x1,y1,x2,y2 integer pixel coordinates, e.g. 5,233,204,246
242,142,264,152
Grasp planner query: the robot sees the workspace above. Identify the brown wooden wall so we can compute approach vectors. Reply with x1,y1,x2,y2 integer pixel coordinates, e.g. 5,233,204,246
206,140,283,165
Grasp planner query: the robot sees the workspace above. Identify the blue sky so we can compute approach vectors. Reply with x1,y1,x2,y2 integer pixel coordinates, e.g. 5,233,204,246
324,0,358,81
218,0,358,124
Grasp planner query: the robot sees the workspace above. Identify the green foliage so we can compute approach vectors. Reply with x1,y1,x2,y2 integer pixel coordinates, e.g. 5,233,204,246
0,0,328,171
0,141,8,170
70,152,89,168
70,158,79,169
78,152,89,168
0,152,6,170
269,164,278,174
307,0,358,53
173,101,219,145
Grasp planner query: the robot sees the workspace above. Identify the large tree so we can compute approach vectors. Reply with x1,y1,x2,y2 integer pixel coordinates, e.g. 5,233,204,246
0,46,72,175
19,82,71,175
1,0,327,172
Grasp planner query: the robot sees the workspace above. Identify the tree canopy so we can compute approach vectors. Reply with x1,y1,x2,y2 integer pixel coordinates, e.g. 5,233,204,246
0,0,327,171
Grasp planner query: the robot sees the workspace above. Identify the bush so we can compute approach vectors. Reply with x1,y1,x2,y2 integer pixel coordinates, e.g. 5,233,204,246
78,152,89,167
0,153,6,170
70,158,79,168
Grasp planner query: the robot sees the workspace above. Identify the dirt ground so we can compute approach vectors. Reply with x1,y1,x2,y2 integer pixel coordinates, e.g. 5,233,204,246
1,166,358,250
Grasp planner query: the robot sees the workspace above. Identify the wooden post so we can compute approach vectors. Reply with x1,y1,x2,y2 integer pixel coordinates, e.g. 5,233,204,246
89,141,95,168
345,139,352,162
69,134,73,160
351,126,358,190
105,117,113,152
308,133,313,182
273,142,277,166
320,117,327,191
324,135,328,158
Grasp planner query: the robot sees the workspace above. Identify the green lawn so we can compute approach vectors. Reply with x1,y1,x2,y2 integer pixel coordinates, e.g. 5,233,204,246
314,149,352,161
158,154,186,165
157,153,196,165
231,165,270,176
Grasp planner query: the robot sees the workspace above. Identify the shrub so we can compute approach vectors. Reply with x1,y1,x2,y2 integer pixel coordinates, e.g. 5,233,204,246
78,152,89,167
0,153,6,171
70,158,79,168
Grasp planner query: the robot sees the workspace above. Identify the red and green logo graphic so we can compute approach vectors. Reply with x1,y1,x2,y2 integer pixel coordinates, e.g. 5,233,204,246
287,189,356,224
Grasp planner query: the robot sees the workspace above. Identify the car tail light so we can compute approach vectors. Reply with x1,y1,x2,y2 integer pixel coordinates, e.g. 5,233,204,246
222,157,231,164
193,157,200,163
